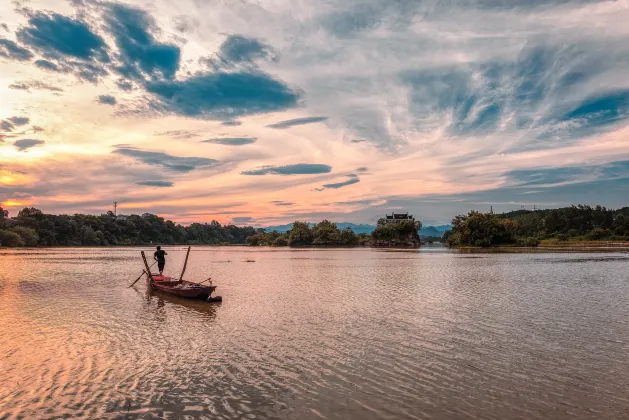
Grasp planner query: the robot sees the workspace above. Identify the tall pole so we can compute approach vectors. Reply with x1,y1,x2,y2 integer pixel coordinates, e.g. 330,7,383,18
179,246,191,281
113,201,118,216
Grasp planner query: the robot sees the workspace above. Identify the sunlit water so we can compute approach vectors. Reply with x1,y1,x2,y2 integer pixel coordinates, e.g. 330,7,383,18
2,246,629,419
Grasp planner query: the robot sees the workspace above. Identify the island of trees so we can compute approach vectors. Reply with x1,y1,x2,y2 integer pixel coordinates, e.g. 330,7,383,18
246,219,421,247
444,205,629,247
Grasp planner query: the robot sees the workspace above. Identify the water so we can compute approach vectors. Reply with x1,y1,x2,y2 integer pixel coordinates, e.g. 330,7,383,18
2,246,629,419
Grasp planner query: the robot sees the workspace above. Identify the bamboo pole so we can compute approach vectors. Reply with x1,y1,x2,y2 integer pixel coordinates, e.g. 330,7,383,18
141,251,155,287
179,246,191,281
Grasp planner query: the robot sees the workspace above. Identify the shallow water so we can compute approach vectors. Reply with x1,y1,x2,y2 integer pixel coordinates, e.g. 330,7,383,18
1,246,629,419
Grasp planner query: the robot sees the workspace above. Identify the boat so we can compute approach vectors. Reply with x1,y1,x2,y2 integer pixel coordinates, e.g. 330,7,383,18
140,247,222,302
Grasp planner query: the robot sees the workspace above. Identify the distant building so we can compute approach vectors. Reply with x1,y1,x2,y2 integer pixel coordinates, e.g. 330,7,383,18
379,212,415,225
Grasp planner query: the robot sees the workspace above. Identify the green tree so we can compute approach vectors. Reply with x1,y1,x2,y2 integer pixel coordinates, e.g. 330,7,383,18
312,220,339,245
448,211,517,246
0,230,24,247
288,221,313,246
11,226,39,247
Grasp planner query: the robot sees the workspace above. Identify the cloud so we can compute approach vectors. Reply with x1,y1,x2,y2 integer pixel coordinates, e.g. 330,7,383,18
272,201,295,206
112,146,220,173
97,95,117,105
16,11,109,61
0,121,14,131
334,199,383,206
156,130,199,139
202,137,257,146
135,180,174,187
0,38,34,61
350,139,367,143
1,24,8,33
356,167,368,172
14,139,45,151
222,120,242,126
7,117,30,126
104,3,181,81
173,16,199,34
266,116,328,129
145,71,299,119
0,117,29,131
316,174,361,191
231,216,255,224
116,79,134,91
33,59,64,72
219,35,274,64
241,163,332,175
201,34,276,70
9,81,63,92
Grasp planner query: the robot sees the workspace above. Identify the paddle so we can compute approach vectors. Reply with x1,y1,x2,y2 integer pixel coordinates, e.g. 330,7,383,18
128,261,156,287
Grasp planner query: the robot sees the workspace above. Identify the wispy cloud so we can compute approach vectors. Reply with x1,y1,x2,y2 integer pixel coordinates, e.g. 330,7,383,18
14,139,45,151
202,137,257,146
9,81,63,92
316,174,361,191
112,147,220,173
241,163,332,175
266,116,328,129
135,180,174,187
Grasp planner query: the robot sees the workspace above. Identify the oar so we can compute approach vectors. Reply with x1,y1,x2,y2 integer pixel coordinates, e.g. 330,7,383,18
128,270,147,288
128,261,157,288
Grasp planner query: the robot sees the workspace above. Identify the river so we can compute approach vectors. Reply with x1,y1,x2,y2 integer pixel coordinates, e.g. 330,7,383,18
1,246,629,419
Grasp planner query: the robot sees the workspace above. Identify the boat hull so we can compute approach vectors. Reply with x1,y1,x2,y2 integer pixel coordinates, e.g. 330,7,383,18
147,276,217,299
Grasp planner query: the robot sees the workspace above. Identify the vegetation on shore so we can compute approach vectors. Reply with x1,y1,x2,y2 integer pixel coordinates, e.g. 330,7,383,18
445,205,629,247
246,220,371,246
0,207,257,247
0,207,425,248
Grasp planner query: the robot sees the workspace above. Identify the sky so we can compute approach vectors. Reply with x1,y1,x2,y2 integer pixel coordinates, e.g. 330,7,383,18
1,0,629,227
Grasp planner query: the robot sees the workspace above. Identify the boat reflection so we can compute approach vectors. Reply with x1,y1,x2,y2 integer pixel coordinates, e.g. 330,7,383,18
143,288,220,322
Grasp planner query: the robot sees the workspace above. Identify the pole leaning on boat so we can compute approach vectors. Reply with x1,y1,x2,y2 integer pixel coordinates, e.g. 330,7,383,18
141,251,155,290
179,246,191,281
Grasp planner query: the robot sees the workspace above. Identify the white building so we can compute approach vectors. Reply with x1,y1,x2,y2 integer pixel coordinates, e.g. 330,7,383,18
380,213,416,225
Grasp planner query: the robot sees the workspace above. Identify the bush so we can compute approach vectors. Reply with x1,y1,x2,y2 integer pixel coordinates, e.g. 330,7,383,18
272,235,288,246
0,230,25,247
517,237,540,247
585,228,611,240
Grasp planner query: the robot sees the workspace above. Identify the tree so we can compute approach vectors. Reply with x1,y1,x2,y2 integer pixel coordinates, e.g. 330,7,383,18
288,221,313,246
0,230,24,247
447,211,517,246
312,220,339,245
11,226,39,247
0,206,8,228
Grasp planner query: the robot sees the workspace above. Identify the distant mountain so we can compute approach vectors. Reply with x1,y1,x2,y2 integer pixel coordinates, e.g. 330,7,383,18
419,225,452,237
263,222,451,237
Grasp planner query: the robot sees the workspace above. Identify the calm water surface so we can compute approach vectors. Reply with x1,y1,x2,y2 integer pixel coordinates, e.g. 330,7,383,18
2,246,629,419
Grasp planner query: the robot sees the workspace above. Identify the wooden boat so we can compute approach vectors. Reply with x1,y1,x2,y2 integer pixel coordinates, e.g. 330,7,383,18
148,275,218,299
141,248,222,302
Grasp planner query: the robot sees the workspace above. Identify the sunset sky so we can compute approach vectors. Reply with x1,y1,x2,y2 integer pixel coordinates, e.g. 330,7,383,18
1,0,629,226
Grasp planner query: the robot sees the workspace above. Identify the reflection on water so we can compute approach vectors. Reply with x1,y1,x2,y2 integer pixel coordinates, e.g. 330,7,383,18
2,246,629,419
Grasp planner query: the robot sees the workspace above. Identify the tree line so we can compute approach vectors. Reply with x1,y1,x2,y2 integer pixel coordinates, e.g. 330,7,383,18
444,205,629,247
246,219,422,247
0,207,257,247
0,207,425,248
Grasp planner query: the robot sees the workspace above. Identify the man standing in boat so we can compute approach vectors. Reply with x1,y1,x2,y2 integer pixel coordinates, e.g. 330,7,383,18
153,246,168,275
